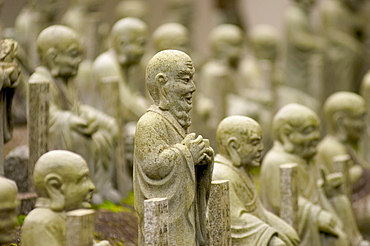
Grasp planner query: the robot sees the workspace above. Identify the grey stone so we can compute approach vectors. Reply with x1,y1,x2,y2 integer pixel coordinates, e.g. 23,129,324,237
4,145,29,192
144,198,169,246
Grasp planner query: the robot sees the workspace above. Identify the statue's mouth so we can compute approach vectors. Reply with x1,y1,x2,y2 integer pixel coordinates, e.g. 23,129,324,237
184,93,193,105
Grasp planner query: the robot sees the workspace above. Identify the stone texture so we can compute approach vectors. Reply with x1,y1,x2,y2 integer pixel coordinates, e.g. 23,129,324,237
27,80,49,192
66,209,95,246
144,198,169,246
207,180,231,246
280,163,298,231
4,145,29,192
333,155,351,198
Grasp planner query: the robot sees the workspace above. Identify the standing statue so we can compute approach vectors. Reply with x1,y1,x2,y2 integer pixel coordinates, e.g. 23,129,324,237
21,150,110,246
0,39,20,175
213,116,300,246
134,50,214,246
316,91,370,240
260,104,349,246
0,176,18,245
284,0,321,95
319,0,364,99
197,24,244,147
29,25,120,204
93,17,149,122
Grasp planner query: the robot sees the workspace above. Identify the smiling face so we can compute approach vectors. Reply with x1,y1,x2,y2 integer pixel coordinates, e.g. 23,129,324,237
62,158,95,211
166,59,196,130
290,118,320,160
53,40,82,78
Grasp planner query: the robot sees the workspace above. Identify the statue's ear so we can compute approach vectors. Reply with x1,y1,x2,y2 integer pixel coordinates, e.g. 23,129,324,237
156,73,170,110
227,137,241,167
44,173,64,211
280,124,294,153
333,111,346,141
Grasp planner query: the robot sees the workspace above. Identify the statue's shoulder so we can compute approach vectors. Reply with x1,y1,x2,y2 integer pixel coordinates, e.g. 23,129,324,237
201,60,229,78
92,50,119,77
136,109,165,129
28,67,51,83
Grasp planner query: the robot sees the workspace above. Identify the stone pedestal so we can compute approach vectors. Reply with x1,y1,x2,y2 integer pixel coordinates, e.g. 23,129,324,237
144,197,169,246
66,209,95,246
208,180,231,246
28,80,49,192
280,163,298,231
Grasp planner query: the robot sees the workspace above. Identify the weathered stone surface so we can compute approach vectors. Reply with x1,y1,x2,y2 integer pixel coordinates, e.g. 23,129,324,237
208,180,231,246
280,163,298,231
66,209,95,246
4,145,29,192
144,198,169,246
333,155,351,198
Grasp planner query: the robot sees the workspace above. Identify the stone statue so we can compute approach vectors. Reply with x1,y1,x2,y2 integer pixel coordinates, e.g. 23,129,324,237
165,0,193,29
115,0,149,21
29,25,121,204
21,150,110,246
284,0,321,95
0,176,18,245
134,50,214,246
152,23,189,53
316,91,370,240
319,0,364,99
197,24,244,147
260,103,349,246
92,17,149,122
213,116,300,246
0,39,20,174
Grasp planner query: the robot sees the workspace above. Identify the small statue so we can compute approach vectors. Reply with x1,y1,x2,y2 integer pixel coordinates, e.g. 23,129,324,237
0,176,18,245
0,39,20,174
152,23,189,53
115,0,149,21
92,17,149,122
21,150,110,246
213,116,299,246
30,25,120,204
260,103,349,246
284,0,322,96
317,91,370,241
134,50,214,246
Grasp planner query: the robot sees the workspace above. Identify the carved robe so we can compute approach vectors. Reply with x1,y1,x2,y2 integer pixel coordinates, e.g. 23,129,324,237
134,105,213,246
260,142,348,246
21,198,66,246
28,66,120,203
212,154,300,246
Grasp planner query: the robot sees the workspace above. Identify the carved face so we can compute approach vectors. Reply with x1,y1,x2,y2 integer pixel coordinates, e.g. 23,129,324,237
342,106,366,143
289,119,320,160
221,35,243,68
238,126,264,167
62,159,95,211
0,189,18,244
115,27,146,66
52,40,82,78
166,60,196,130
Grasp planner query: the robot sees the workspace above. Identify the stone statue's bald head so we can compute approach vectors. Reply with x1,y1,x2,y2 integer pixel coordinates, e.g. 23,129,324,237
324,91,366,135
217,116,261,156
273,103,319,141
0,176,18,244
37,25,80,61
209,24,243,50
146,49,194,104
249,25,278,60
115,0,148,20
34,150,88,197
153,23,189,52
111,17,147,43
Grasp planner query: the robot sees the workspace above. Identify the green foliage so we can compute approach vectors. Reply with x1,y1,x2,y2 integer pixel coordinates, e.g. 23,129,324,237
121,191,134,206
92,200,126,213
17,214,26,225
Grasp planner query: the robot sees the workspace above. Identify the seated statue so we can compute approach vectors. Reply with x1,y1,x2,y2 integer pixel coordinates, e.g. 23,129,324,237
21,150,110,246
29,25,120,204
92,17,149,122
134,50,214,245
213,116,299,246
0,176,18,245
260,103,349,246
316,91,370,240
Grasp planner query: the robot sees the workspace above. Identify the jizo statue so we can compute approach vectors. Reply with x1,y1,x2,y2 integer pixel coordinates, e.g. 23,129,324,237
0,176,18,245
30,25,121,204
212,116,300,246
21,150,110,246
134,50,214,246
260,103,350,246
